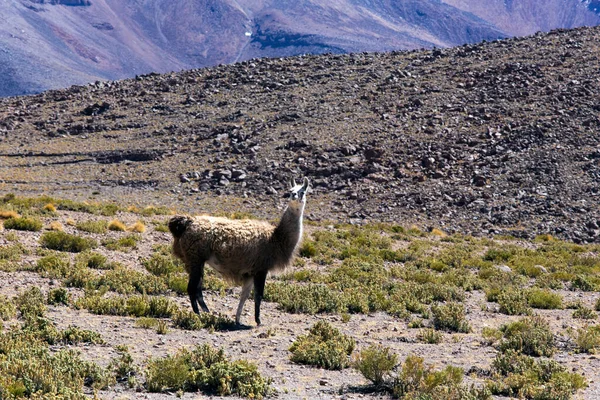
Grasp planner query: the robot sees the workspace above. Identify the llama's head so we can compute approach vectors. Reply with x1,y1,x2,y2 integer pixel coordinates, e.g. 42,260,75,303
287,177,309,213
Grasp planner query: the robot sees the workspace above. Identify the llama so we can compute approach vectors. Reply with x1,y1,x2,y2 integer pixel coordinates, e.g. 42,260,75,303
168,177,309,326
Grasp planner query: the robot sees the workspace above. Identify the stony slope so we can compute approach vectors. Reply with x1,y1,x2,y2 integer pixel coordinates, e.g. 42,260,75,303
1,26,600,242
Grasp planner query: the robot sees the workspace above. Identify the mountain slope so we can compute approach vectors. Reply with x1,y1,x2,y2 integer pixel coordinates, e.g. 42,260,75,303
2,0,599,96
2,26,600,242
442,0,600,36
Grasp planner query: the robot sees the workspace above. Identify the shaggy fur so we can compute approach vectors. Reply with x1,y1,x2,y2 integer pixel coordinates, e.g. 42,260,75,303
169,177,309,325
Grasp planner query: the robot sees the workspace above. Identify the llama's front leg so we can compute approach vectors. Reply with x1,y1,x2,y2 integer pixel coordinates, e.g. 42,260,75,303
187,264,209,314
253,271,268,326
235,278,254,325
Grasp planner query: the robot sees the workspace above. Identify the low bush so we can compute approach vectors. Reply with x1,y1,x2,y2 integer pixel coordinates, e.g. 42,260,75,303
145,344,270,398
499,316,555,357
527,288,563,310
76,219,108,234
573,305,597,320
574,325,600,354
172,309,236,332
488,350,586,399
497,287,531,316
289,320,355,370
0,330,113,398
47,287,70,305
392,354,486,399
418,328,444,344
35,254,71,278
102,234,140,251
431,302,471,333
353,344,397,386
0,295,16,320
108,219,126,231
75,250,114,269
40,231,97,253
3,217,43,231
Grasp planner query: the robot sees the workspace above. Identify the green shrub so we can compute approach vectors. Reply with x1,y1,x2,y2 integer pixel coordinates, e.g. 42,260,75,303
499,316,555,357
418,328,444,344
527,288,563,310
3,217,43,231
102,234,140,251
40,231,97,252
76,219,108,234
0,243,28,261
47,288,70,305
143,252,183,276
75,250,114,269
352,344,397,386
497,287,531,315
0,295,16,320
145,344,270,398
265,282,346,314
431,302,471,333
289,321,355,370
0,330,113,397
172,309,236,332
110,345,138,386
572,305,597,320
391,354,483,399
15,287,46,318
571,275,598,291
574,325,600,354
481,327,503,346
488,350,586,399
35,254,71,278
59,326,104,345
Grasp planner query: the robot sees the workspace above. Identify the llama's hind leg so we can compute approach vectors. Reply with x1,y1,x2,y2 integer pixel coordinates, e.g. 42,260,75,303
235,278,254,325
253,271,268,326
187,263,209,314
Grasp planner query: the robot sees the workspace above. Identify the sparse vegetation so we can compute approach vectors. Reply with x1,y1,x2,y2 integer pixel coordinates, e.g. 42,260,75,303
40,231,98,252
0,194,596,398
353,344,397,386
289,321,355,370
3,217,43,231
76,219,109,233
145,344,271,398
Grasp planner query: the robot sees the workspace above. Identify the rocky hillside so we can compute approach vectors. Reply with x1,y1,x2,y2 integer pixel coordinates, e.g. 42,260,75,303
1,26,600,242
2,0,600,96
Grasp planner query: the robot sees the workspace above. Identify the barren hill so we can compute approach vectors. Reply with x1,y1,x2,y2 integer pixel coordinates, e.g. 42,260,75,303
1,26,600,242
2,0,600,96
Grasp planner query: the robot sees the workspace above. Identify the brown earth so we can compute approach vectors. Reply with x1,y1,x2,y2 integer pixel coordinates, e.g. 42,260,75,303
1,26,600,243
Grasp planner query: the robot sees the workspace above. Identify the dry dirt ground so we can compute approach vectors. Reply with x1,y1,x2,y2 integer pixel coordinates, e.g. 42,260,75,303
1,205,600,399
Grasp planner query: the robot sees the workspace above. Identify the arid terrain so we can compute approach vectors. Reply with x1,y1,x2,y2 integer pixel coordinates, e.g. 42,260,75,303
1,26,600,400
2,26,600,242
2,0,600,96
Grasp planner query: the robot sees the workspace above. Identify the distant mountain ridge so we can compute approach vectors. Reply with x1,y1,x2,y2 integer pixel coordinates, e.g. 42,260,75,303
1,0,599,97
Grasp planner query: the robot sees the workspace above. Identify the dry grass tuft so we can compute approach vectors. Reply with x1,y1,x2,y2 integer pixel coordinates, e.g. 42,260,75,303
66,218,76,226
108,219,127,232
0,210,20,219
430,228,447,237
44,203,57,212
128,221,146,233
49,221,64,231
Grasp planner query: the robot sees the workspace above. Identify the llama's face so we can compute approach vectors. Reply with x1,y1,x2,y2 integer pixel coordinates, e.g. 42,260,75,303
288,177,309,211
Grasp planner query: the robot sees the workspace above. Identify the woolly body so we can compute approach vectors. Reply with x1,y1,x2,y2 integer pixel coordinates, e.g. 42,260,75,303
172,215,299,285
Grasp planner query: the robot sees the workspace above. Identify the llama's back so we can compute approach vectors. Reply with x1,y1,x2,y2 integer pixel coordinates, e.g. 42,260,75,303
172,215,275,283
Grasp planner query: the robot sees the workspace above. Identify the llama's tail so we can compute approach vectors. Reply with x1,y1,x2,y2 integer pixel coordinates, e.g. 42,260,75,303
168,216,192,238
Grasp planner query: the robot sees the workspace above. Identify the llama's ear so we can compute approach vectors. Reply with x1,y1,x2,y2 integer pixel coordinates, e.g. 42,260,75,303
302,177,309,189
290,178,297,189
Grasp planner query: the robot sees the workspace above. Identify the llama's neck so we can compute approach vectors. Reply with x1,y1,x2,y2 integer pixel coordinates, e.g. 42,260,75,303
272,203,304,261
